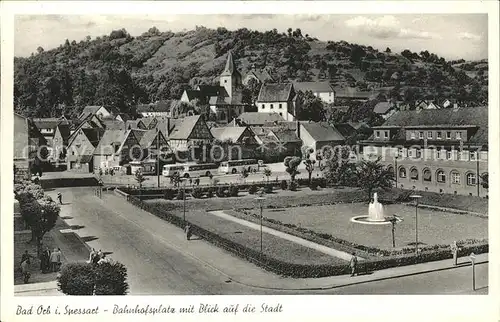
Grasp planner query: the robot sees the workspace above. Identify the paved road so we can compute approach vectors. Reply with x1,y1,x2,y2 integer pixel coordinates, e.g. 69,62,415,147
50,187,488,295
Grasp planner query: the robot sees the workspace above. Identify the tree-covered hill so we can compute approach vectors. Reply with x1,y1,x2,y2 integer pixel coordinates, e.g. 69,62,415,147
14,26,488,118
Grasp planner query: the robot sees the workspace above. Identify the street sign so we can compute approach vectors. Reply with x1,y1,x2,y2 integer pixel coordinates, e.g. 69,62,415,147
469,253,476,264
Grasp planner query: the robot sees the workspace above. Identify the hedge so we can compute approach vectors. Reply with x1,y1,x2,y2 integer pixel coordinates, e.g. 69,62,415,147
126,195,488,278
39,177,100,189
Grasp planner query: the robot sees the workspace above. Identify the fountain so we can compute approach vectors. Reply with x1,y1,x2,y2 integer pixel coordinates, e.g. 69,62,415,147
351,193,403,225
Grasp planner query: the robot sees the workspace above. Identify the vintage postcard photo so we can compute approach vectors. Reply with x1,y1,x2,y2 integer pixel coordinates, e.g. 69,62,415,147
1,1,499,321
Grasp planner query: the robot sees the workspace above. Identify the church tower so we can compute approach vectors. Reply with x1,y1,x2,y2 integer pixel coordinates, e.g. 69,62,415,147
219,51,242,99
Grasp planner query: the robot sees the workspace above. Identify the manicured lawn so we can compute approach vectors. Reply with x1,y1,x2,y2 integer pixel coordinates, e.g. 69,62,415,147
241,203,488,251
167,209,347,266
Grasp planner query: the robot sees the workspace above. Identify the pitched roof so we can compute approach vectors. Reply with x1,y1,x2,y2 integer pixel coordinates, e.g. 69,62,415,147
373,101,393,114
293,81,333,93
79,128,105,148
301,122,345,142
32,118,70,130
269,129,301,143
333,87,377,99
220,51,241,78
211,127,247,142
168,115,211,140
257,83,294,102
137,129,161,148
115,113,130,122
140,117,157,128
184,90,201,101
125,119,146,130
379,106,488,144
236,112,285,126
197,85,222,97
94,130,127,154
136,101,172,113
55,124,71,141
245,70,274,83
79,106,107,120
102,119,126,130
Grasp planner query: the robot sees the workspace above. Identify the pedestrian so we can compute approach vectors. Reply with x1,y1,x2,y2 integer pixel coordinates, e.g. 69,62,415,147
185,224,192,241
49,248,59,272
20,259,31,284
40,248,50,273
350,252,358,277
55,248,62,271
451,241,460,266
98,254,108,265
88,248,96,264
92,250,101,266
57,192,63,205
21,250,30,264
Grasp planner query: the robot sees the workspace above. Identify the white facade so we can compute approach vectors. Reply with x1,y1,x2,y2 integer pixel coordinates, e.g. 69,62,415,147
140,111,171,118
257,102,293,120
314,91,335,104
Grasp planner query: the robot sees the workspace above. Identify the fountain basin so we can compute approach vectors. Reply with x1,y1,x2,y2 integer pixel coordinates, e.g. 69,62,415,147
350,216,403,225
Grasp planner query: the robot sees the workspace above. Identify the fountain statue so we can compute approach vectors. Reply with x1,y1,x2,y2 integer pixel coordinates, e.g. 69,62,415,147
350,192,402,225
368,192,385,222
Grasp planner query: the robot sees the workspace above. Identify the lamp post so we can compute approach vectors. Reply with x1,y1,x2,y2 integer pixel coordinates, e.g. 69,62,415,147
255,190,266,254
470,252,476,291
389,214,399,248
157,128,161,188
394,155,398,188
183,179,187,224
410,194,422,256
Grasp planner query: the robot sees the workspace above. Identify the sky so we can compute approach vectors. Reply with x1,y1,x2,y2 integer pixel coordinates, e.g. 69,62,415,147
14,14,488,61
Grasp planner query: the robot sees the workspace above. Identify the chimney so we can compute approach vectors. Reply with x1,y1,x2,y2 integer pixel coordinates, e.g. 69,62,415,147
296,121,301,138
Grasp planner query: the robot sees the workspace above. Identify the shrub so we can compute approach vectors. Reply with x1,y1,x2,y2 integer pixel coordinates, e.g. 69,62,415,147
229,185,239,197
176,189,185,200
191,187,203,199
310,181,319,190
248,184,258,194
288,181,298,191
216,186,227,198
57,262,95,295
280,180,288,190
264,184,273,194
164,189,175,200
94,261,129,295
207,187,215,198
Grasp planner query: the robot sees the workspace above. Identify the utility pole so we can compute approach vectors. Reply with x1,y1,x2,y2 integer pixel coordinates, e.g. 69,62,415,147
157,128,160,188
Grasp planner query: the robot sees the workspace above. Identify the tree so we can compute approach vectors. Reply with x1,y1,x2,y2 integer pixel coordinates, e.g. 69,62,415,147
323,146,357,187
284,156,301,182
16,192,60,255
297,90,326,122
287,28,293,37
244,78,261,106
36,46,44,54
385,47,391,53
355,156,395,201
304,158,316,185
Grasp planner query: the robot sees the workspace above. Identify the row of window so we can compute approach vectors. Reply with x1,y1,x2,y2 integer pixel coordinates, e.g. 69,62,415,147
394,148,486,161
261,104,284,109
410,130,462,140
395,167,481,186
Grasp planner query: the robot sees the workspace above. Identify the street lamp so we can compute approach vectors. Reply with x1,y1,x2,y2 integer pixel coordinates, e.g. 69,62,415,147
410,194,422,256
255,189,266,254
182,179,187,224
389,214,400,248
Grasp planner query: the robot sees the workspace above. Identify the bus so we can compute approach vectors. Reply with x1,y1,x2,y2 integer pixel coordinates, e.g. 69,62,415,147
162,164,187,177
218,159,258,174
162,163,218,178
182,163,218,178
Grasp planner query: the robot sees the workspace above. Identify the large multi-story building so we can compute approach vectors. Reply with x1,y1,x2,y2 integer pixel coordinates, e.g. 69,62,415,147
360,106,488,197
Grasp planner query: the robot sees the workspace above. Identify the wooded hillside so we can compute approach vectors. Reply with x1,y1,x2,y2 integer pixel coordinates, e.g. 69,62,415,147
14,26,488,118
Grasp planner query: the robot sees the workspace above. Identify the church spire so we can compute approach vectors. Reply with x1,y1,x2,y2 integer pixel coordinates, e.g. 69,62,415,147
221,51,238,76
